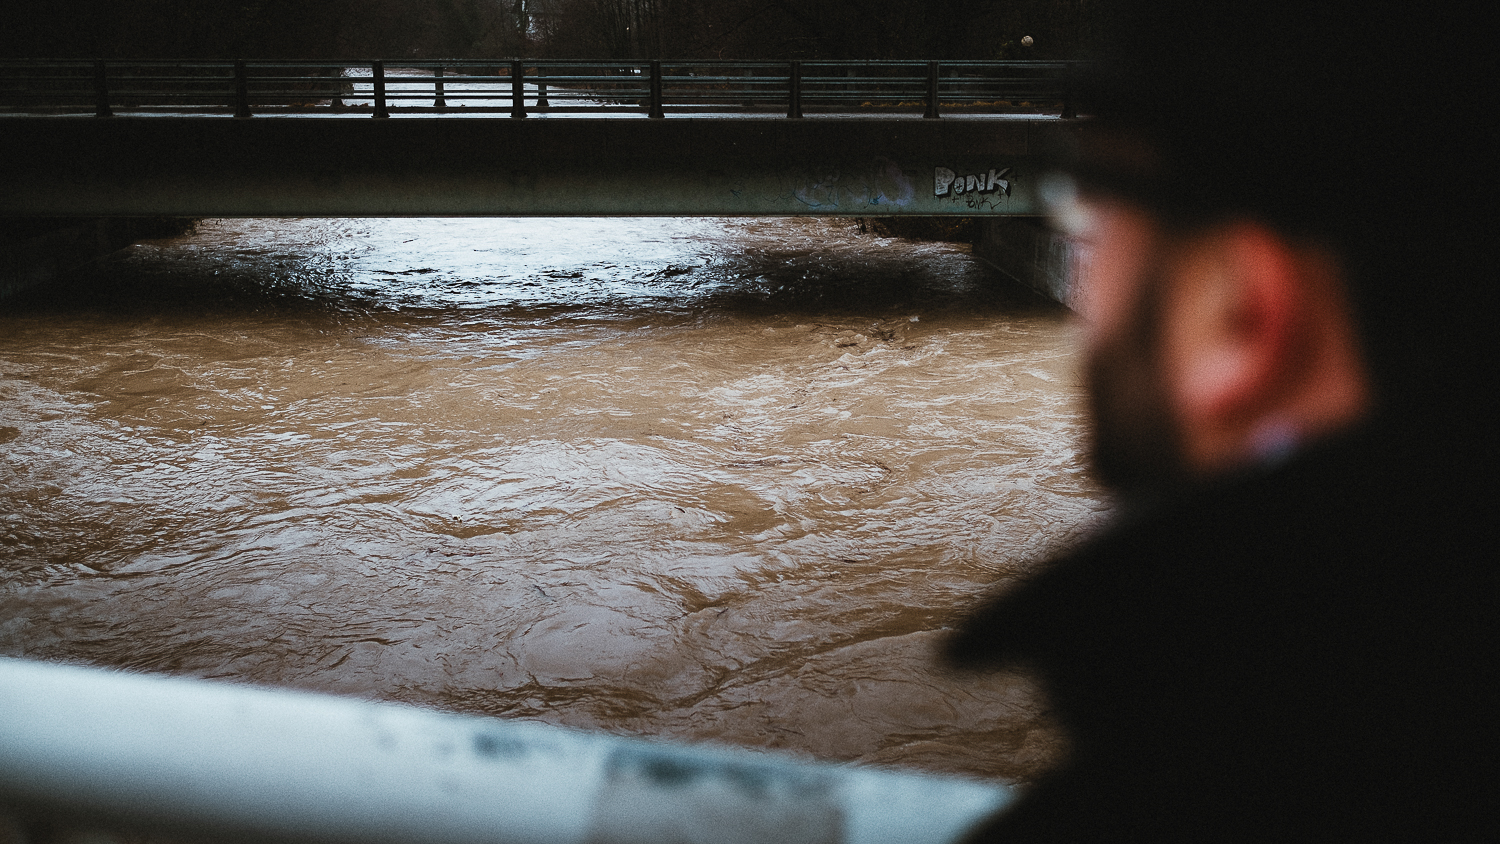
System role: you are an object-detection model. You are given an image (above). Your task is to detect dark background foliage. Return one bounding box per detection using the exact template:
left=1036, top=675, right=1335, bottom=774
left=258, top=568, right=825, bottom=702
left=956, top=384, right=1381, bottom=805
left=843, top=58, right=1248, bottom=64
left=2, top=1, right=521, bottom=60
left=532, top=0, right=1096, bottom=61
left=3, top=0, right=1098, bottom=60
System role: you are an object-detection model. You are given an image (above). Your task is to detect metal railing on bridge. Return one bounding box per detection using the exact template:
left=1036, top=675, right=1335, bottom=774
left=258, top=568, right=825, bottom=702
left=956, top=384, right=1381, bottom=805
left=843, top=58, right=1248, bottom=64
left=1, top=657, right=1011, bottom=844
left=0, top=59, right=1080, bottom=119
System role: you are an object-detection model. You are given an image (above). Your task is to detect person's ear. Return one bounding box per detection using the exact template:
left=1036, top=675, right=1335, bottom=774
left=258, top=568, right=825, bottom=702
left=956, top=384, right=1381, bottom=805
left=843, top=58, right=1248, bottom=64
left=1158, top=222, right=1304, bottom=468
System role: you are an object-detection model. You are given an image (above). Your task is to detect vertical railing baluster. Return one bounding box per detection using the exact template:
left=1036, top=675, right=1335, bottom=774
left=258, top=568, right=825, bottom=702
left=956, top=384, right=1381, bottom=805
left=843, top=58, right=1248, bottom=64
left=787, top=61, right=803, bottom=118
left=510, top=60, right=527, bottom=118
left=925, top=61, right=940, bottom=119
left=648, top=60, right=664, bottom=118
left=330, top=65, right=346, bottom=112
left=536, top=65, right=548, bottom=108
left=434, top=65, right=446, bottom=109
left=1060, top=63, right=1076, bottom=119
left=234, top=60, right=251, bottom=118
left=93, top=60, right=112, bottom=118
left=372, top=61, right=389, bottom=118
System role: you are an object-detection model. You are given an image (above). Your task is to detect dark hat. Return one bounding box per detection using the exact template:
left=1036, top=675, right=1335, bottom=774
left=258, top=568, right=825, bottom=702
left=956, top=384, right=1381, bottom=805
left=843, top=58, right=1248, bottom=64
left=1068, top=0, right=1497, bottom=417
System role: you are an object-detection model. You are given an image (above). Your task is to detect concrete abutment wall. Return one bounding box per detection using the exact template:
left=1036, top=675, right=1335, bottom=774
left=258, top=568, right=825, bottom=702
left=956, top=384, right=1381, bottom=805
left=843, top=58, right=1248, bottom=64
left=0, top=217, right=193, bottom=300
left=972, top=216, right=1077, bottom=310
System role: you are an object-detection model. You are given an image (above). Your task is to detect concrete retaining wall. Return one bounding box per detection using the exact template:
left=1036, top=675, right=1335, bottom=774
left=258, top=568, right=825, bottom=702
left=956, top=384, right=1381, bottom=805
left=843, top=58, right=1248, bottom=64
left=0, top=218, right=191, bottom=300
left=972, top=216, right=1077, bottom=310
left=0, top=218, right=115, bottom=300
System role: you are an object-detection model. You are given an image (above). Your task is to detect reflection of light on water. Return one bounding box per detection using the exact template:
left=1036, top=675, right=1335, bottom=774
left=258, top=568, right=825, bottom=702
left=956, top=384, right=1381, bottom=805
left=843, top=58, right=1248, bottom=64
left=0, top=217, right=1105, bottom=784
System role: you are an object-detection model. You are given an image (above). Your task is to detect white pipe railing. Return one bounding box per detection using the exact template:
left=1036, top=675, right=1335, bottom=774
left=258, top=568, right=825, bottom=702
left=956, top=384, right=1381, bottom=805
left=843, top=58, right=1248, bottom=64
left=0, top=656, right=1012, bottom=843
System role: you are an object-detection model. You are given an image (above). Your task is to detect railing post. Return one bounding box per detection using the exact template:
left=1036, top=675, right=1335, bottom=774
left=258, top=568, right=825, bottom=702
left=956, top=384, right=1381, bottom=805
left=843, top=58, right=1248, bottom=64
left=787, top=61, right=803, bottom=118
left=434, top=65, right=446, bottom=109
left=93, top=60, right=112, bottom=118
left=648, top=60, right=664, bottom=118
left=924, top=60, right=940, bottom=119
left=1059, top=64, right=1076, bottom=119
left=372, top=61, right=389, bottom=118
left=510, top=60, right=527, bottom=118
left=535, top=65, right=548, bottom=108
left=234, top=60, right=252, bottom=118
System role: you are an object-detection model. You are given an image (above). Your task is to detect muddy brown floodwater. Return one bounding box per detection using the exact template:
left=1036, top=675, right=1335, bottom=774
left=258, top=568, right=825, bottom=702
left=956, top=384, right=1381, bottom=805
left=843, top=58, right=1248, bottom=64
left=0, top=217, right=1107, bottom=784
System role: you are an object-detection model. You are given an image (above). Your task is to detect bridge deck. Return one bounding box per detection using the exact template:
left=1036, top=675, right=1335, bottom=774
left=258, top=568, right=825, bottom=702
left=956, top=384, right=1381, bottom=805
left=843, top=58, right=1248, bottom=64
left=1, top=117, right=1072, bottom=217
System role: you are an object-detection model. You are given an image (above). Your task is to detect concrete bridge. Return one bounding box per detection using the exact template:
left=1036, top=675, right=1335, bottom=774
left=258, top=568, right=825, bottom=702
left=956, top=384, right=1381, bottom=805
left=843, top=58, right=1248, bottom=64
left=0, top=59, right=1079, bottom=218
left=0, top=116, right=1068, bottom=218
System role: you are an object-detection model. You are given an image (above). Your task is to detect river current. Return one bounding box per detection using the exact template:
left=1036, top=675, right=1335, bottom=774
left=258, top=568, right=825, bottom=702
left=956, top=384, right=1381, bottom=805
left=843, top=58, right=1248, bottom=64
left=0, top=217, right=1106, bottom=784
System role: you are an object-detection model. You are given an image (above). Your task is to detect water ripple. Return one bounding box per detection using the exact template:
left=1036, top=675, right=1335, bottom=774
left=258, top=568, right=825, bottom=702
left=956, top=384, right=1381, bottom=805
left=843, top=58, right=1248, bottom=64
left=0, top=216, right=1104, bottom=784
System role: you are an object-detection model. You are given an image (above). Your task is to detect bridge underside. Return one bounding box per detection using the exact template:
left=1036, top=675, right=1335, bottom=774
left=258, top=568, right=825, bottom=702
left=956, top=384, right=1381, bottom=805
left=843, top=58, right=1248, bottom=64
left=1, top=118, right=1067, bottom=217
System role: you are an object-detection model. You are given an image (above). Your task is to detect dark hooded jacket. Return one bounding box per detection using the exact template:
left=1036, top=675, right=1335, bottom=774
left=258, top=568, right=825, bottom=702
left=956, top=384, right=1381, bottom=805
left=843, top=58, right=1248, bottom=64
left=947, top=410, right=1499, bottom=842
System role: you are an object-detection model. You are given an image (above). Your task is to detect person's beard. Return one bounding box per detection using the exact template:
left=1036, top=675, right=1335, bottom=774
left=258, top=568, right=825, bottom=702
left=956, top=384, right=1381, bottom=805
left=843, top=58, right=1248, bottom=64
left=1084, top=267, right=1192, bottom=500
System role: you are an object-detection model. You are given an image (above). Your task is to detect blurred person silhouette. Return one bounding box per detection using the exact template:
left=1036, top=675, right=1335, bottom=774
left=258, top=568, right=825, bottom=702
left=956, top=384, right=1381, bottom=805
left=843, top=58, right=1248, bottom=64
left=946, top=1, right=1498, bottom=840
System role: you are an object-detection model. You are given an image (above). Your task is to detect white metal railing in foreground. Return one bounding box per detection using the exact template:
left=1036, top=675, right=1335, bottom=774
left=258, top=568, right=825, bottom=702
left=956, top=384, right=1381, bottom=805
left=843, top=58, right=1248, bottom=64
left=0, top=657, right=1012, bottom=844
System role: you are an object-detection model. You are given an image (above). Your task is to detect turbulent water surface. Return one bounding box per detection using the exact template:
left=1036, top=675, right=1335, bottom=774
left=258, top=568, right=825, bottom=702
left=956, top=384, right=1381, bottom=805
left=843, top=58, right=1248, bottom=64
left=0, top=217, right=1106, bottom=783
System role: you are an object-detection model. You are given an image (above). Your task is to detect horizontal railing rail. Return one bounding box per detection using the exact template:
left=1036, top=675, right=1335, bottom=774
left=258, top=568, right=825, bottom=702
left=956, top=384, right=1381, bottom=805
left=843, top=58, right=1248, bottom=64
left=0, top=657, right=1012, bottom=844
left=0, top=59, right=1082, bottom=118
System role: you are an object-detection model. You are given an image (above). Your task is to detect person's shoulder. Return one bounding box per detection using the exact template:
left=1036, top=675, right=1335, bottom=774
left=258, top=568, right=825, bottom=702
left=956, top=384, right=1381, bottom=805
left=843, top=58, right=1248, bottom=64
left=948, top=413, right=1500, bottom=842
left=944, top=412, right=1498, bottom=671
